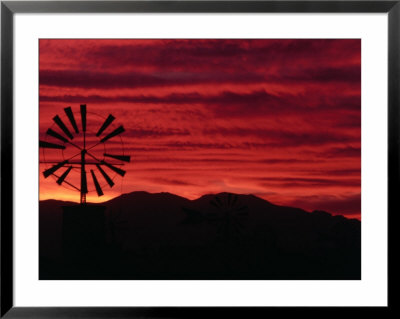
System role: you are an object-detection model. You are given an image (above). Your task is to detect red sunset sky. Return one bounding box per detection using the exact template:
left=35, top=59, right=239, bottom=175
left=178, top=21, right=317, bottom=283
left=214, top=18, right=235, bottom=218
left=39, top=39, right=361, bottom=219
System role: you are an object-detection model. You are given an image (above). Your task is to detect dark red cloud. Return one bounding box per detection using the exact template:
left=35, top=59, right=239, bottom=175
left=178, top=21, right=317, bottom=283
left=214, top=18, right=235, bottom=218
left=39, top=39, right=361, bottom=219
left=128, top=128, right=191, bottom=138
left=39, top=65, right=359, bottom=89
left=202, top=127, right=358, bottom=147
left=257, top=176, right=361, bottom=188
left=322, top=146, right=361, bottom=158
left=39, top=39, right=361, bottom=73
left=39, top=69, right=267, bottom=88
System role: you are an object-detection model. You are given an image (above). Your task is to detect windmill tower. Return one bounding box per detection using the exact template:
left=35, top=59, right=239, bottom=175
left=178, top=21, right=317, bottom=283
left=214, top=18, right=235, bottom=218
left=39, top=104, right=130, bottom=271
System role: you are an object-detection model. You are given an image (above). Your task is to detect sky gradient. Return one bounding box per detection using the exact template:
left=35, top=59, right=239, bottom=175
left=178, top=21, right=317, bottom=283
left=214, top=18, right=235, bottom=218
left=39, top=39, right=361, bottom=219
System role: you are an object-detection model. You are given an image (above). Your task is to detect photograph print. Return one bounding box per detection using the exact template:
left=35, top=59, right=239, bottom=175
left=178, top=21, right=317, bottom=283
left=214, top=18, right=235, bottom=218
left=39, top=39, right=361, bottom=280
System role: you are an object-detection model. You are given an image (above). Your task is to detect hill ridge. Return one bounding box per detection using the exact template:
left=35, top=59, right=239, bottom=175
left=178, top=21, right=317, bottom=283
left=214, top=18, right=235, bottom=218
left=40, top=190, right=355, bottom=220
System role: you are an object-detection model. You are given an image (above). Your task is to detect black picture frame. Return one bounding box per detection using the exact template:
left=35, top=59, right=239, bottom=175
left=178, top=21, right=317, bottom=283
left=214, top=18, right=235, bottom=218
left=0, top=0, right=395, bottom=317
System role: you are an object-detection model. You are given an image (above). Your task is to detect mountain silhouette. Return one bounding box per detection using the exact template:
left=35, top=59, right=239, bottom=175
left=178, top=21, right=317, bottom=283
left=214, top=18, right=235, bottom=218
left=39, top=191, right=360, bottom=280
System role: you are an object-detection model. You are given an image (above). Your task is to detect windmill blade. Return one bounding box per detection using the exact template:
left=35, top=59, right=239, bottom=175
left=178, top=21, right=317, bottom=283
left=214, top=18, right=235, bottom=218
left=237, top=205, right=249, bottom=216
left=100, top=125, right=125, bottom=143
left=104, top=153, right=130, bottom=162
left=231, top=194, right=238, bottom=206
left=43, top=160, right=68, bottom=178
left=80, top=104, right=87, bottom=132
left=53, top=115, right=73, bottom=139
left=235, top=220, right=244, bottom=230
left=46, top=128, right=68, bottom=143
left=222, top=195, right=229, bottom=210
left=56, top=166, right=73, bottom=185
left=232, top=219, right=244, bottom=234
left=210, top=200, right=222, bottom=209
left=215, top=196, right=223, bottom=208
left=64, top=106, right=79, bottom=133
left=39, top=140, right=66, bottom=149
left=102, top=160, right=126, bottom=176
left=96, top=114, right=115, bottom=137
left=96, top=164, right=115, bottom=187
left=90, top=169, right=104, bottom=196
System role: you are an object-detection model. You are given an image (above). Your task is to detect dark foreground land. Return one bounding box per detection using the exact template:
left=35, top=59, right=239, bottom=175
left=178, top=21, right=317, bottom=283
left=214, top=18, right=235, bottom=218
left=39, top=192, right=361, bottom=280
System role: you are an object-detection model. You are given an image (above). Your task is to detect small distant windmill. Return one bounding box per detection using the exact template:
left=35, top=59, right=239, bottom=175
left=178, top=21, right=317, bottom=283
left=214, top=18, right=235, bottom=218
left=209, top=193, right=248, bottom=243
left=182, top=193, right=248, bottom=273
left=183, top=193, right=248, bottom=242
left=39, top=104, right=130, bottom=204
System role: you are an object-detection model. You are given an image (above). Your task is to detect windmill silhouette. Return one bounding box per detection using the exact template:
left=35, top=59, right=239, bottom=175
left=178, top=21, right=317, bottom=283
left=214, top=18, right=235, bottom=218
left=209, top=193, right=248, bottom=243
left=40, top=104, right=130, bottom=204
left=182, top=193, right=248, bottom=274
left=183, top=193, right=248, bottom=242
left=39, top=104, right=130, bottom=272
